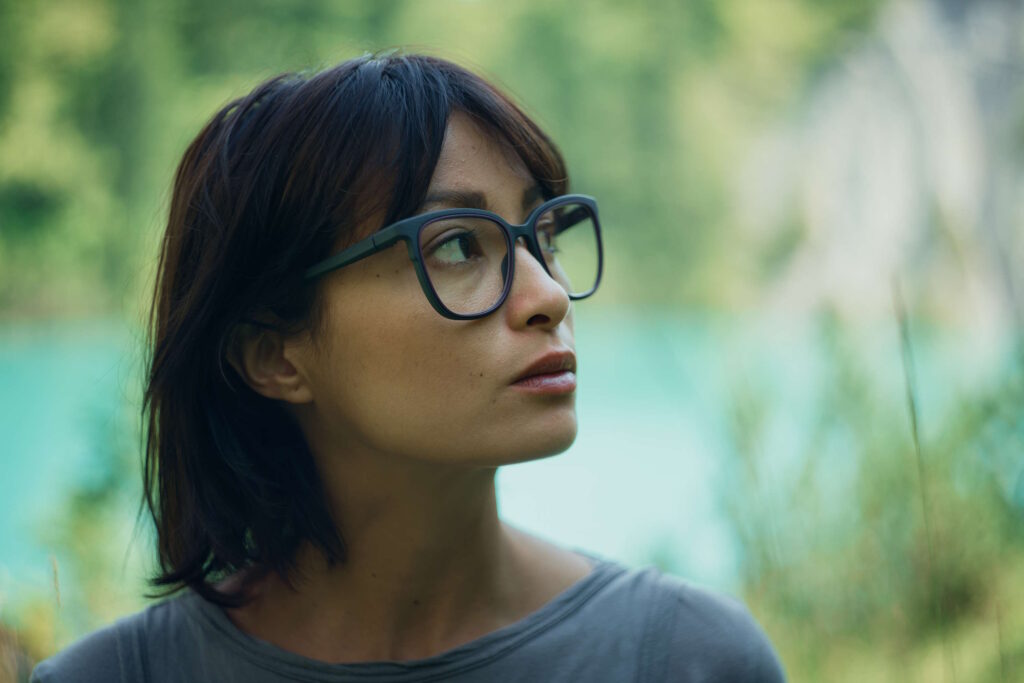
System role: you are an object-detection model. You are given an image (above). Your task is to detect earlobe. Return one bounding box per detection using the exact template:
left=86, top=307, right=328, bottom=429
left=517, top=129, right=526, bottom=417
left=226, top=325, right=315, bottom=404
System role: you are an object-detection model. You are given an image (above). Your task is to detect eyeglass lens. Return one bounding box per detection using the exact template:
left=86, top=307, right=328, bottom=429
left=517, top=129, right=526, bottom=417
left=418, top=201, right=599, bottom=316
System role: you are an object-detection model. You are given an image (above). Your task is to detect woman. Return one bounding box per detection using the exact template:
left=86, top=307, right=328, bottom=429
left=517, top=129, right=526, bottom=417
left=32, top=52, right=785, bottom=682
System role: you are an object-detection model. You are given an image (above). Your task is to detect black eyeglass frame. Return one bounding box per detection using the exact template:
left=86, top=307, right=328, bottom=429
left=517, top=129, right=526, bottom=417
left=304, top=193, right=603, bottom=320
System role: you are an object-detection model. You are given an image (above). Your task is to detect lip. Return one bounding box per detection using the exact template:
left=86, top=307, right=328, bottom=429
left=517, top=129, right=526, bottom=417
left=511, top=350, right=577, bottom=394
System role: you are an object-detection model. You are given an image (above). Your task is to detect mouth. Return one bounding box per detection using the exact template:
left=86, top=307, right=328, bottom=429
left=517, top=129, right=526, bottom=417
left=512, top=350, right=577, bottom=394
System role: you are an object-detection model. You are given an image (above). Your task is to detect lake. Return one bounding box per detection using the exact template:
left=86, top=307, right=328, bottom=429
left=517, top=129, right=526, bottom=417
left=0, top=308, right=1005, bottom=611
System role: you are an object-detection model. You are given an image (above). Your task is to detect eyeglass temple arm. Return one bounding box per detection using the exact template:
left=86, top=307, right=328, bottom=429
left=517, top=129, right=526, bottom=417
left=304, top=225, right=403, bottom=280
left=555, top=206, right=592, bottom=234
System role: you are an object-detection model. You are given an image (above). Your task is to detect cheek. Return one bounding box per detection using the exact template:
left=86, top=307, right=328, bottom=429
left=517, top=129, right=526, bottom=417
left=313, top=281, right=499, bottom=453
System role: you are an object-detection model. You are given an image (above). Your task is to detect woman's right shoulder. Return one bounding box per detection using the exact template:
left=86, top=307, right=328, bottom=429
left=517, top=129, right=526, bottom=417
left=30, top=598, right=184, bottom=683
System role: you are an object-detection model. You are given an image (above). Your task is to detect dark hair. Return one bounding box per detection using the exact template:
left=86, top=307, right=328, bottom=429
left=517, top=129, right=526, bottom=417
left=143, top=52, right=570, bottom=604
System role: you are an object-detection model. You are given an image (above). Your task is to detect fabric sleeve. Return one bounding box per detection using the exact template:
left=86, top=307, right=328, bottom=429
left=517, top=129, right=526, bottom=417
left=646, top=573, right=787, bottom=682
left=29, top=619, right=134, bottom=683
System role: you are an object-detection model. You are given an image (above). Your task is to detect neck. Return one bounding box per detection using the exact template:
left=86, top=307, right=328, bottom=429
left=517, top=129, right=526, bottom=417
left=322, top=455, right=513, bottom=622
left=227, top=449, right=530, bottom=663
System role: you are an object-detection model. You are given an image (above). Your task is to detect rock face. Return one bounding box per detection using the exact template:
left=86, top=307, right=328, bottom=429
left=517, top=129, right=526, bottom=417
left=737, top=0, right=1023, bottom=337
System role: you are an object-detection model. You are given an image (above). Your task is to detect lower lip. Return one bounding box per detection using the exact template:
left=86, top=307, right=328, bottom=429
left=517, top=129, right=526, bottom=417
left=512, top=370, right=577, bottom=394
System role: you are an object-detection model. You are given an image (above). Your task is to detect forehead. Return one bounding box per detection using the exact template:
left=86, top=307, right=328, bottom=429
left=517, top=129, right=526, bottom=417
left=428, top=112, right=535, bottom=198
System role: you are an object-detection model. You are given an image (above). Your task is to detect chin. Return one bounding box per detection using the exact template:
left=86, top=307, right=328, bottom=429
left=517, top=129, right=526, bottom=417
left=497, top=416, right=578, bottom=466
left=409, top=409, right=578, bottom=467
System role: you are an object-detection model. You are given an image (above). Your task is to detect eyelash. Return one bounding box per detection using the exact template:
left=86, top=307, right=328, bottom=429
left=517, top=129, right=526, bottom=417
left=425, top=227, right=478, bottom=256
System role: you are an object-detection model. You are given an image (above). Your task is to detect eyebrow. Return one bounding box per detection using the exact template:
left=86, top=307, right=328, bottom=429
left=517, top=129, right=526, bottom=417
left=419, top=185, right=545, bottom=214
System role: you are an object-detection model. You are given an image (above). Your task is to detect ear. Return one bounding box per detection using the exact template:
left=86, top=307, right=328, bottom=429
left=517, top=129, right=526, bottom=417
left=226, top=324, right=315, bottom=404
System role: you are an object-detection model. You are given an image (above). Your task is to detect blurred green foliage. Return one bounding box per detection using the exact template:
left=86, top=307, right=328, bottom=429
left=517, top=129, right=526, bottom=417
left=723, top=311, right=1024, bottom=681
left=0, top=0, right=882, bottom=316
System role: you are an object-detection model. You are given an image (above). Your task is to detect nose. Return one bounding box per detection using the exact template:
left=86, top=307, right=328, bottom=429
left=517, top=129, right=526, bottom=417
left=503, top=238, right=571, bottom=330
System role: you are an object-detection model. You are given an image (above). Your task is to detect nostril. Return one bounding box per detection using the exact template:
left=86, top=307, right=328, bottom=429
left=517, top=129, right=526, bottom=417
left=526, top=314, right=551, bottom=326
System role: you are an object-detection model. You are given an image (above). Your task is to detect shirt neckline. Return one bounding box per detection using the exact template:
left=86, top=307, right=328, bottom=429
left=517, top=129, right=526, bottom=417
left=180, top=555, right=625, bottom=682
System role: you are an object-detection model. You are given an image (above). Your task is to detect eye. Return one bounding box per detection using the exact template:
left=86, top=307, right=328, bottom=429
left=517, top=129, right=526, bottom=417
left=536, top=218, right=560, bottom=254
left=426, top=228, right=484, bottom=265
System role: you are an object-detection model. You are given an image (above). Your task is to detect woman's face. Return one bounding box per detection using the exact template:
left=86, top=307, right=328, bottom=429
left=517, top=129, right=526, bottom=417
left=290, top=111, right=577, bottom=467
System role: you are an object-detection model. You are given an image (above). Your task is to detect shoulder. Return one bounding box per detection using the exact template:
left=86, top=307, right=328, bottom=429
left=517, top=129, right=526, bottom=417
left=30, top=598, right=184, bottom=683
left=568, top=561, right=785, bottom=680
left=632, top=568, right=787, bottom=682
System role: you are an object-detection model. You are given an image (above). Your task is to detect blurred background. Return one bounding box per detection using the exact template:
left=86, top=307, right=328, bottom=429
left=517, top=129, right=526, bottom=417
left=1, top=0, right=1022, bottom=680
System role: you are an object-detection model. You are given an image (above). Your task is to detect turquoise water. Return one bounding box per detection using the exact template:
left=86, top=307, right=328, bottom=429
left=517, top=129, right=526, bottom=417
left=0, top=319, right=142, bottom=597
left=0, top=310, right=1008, bottom=605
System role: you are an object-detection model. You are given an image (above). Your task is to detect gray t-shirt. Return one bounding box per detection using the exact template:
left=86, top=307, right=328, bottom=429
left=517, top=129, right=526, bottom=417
left=31, top=559, right=785, bottom=682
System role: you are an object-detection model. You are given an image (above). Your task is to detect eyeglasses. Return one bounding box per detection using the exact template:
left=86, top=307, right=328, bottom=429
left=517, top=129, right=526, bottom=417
left=304, top=194, right=603, bottom=320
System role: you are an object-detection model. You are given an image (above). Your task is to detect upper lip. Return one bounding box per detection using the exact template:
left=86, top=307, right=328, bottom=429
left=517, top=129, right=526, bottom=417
left=513, top=350, right=577, bottom=383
